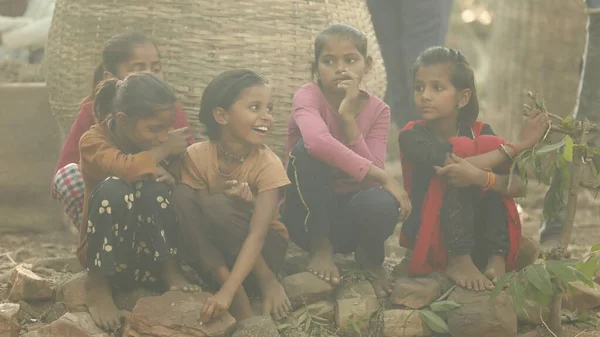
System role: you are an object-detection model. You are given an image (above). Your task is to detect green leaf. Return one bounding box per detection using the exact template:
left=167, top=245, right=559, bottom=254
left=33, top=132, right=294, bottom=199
left=575, top=256, right=598, bottom=279
left=419, top=310, right=451, bottom=334
left=536, top=139, right=566, bottom=154
left=561, top=115, right=575, bottom=129
left=276, top=323, right=292, bottom=330
left=526, top=283, right=550, bottom=306
left=573, top=268, right=595, bottom=288
left=564, top=136, right=574, bottom=162
left=591, top=244, right=600, bottom=253
left=508, top=281, right=526, bottom=312
left=490, top=270, right=516, bottom=299
left=524, top=264, right=553, bottom=296
left=429, top=300, right=461, bottom=312
left=546, top=260, right=578, bottom=282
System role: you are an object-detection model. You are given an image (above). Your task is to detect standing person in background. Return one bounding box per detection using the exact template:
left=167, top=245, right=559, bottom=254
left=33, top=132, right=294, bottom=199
left=367, top=0, right=454, bottom=129
left=0, top=0, right=55, bottom=63
left=540, top=0, right=600, bottom=249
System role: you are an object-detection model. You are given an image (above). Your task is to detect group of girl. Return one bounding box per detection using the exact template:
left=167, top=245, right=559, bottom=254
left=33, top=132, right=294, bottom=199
left=51, top=24, right=550, bottom=331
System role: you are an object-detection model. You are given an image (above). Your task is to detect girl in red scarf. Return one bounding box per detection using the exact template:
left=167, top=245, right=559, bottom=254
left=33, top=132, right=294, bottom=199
left=398, top=47, right=550, bottom=291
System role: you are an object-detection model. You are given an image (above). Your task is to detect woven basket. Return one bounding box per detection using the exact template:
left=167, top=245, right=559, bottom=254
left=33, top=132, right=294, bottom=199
left=44, top=0, right=386, bottom=157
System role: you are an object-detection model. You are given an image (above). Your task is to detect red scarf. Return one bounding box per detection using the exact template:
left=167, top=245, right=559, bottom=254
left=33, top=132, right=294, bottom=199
left=399, top=120, right=521, bottom=275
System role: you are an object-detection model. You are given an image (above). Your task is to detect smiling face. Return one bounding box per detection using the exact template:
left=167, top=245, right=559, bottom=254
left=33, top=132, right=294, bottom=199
left=413, top=63, right=470, bottom=123
left=217, top=84, right=274, bottom=147
left=315, top=36, right=371, bottom=95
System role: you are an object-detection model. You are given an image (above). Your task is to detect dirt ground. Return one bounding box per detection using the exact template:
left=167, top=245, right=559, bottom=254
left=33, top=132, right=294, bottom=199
left=1, top=162, right=600, bottom=337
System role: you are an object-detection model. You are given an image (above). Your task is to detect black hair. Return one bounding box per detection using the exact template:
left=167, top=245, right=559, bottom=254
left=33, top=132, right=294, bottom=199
left=93, top=71, right=177, bottom=123
left=411, top=46, right=479, bottom=125
left=311, top=24, right=368, bottom=80
left=199, top=69, right=268, bottom=140
left=83, top=31, right=159, bottom=103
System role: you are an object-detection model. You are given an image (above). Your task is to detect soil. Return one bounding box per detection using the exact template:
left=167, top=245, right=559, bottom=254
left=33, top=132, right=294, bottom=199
left=1, top=161, right=599, bottom=337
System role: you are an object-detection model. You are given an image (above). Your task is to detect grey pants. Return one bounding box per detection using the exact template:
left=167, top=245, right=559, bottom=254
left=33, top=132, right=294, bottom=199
left=540, top=5, right=600, bottom=242
left=366, top=0, right=454, bottom=129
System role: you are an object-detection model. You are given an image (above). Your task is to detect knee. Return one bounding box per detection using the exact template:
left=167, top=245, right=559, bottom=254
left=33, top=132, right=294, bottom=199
left=353, top=188, right=400, bottom=225
left=135, top=180, right=171, bottom=202
left=289, top=139, right=329, bottom=174
left=88, top=177, right=134, bottom=212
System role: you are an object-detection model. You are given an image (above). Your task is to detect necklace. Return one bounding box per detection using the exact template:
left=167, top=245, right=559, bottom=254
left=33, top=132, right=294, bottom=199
left=217, top=144, right=247, bottom=163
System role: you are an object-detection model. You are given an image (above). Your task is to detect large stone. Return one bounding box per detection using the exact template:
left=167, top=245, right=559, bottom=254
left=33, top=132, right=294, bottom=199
left=391, top=273, right=453, bottom=309
left=382, top=310, right=431, bottom=337
left=123, top=291, right=236, bottom=337
left=8, top=265, right=53, bottom=302
left=447, top=287, right=517, bottom=337
left=32, top=257, right=84, bottom=274
left=55, top=272, right=86, bottom=312
left=563, top=281, right=600, bottom=312
left=291, top=301, right=335, bottom=322
left=281, top=272, right=333, bottom=309
left=232, top=316, right=279, bottom=337
left=113, top=286, right=161, bottom=312
left=19, top=312, right=108, bottom=337
left=516, top=235, right=541, bottom=271
left=335, top=282, right=379, bottom=332
left=516, top=301, right=549, bottom=326
left=0, top=303, right=20, bottom=337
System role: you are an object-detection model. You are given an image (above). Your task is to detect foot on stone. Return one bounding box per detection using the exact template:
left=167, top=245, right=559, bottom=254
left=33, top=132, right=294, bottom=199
left=355, top=245, right=392, bottom=298
left=483, top=255, right=506, bottom=284
left=307, top=237, right=340, bottom=285
left=85, top=272, right=123, bottom=331
left=445, top=254, right=494, bottom=292
left=260, top=279, right=292, bottom=321
left=162, top=259, right=201, bottom=292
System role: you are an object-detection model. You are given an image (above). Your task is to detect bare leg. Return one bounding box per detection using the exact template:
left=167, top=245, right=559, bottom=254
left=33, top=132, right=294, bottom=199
left=161, top=258, right=201, bottom=292
left=85, top=270, right=122, bottom=330
left=355, top=244, right=392, bottom=298
left=307, top=236, right=340, bottom=285
left=483, top=255, right=506, bottom=284
left=445, top=255, right=494, bottom=292
left=253, top=256, right=291, bottom=321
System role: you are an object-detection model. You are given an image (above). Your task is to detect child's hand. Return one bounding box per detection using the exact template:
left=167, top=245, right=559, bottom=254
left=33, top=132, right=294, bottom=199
left=518, top=109, right=551, bottom=150
left=381, top=179, right=412, bottom=221
left=166, top=127, right=193, bottom=156
left=156, top=166, right=175, bottom=186
left=200, top=290, right=233, bottom=324
left=434, top=154, right=485, bottom=188
left=337, top=69, right=361, bottom=118
left=223, top=180, right=254, bottom=206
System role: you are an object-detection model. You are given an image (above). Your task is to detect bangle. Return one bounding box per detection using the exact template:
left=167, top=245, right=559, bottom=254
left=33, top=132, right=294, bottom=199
left=499, top=144, right=515, bottom=161
left=505, top=143, right=519, bottom=154
left=483, top=169, right=496, bottom=191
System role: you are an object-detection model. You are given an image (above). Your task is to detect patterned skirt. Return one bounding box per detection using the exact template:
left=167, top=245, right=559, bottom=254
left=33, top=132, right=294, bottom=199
left=86, top=177, right=178, bottom=290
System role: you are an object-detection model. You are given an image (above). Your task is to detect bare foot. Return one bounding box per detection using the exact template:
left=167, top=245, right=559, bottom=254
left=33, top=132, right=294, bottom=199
left=445, top=254, right=494, bottom=292
left=162, top=258, right=201, bottom=292
left=85, top=271, right=122, bottom=330
left=355, top=245, right=392, bottom=298
left=307, top=237, right=340, bottom=285
left=260, top=279, right=292, bottom=321
left=483, top=255, right=506, bottom=284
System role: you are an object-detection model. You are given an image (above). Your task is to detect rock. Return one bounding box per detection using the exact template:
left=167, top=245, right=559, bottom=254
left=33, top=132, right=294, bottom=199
left=391, top=273, right=453, bottom=309
left=516, top=235, right=541, bottom=271
left=8, top=265, right=53, bottom=302
left=563, top=281, right=600, bottom=312
left=446, top=287, right=517, bottom=337
left=19, top=312, right=109, bottom=337
left=281, top=272, right=333, bottom=309
left=32, top=257, right=83, bottom=274
left=382, top=309, right=431, bottom=337
left=232, top=316, right=279, bottom=337
left=16, top=301, right=41, bottom=324
left=0, top=283, right=9, bottom=301
left=113, top=286, right=161, bottom=312
left=0, top=303, right=20, bottom=337
left=123, top=291, right=236, bottom=337
left=517, top=301, right=549, bottom=326
left=335, top=282, right=379, bottom=332
left=519, top=331, right=538, bottom=337
left=291, top=301, right=335, bottom=322
left=40, top=303, right=68, bottom=324
left=55, top=272, right=86, bottom=312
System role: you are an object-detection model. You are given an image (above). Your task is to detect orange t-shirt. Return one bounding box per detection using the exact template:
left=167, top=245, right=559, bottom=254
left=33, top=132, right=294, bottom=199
left=179, top=141, right=291, bottom=238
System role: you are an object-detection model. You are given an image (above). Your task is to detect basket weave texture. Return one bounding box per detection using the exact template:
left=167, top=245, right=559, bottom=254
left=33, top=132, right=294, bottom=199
left=44, top=0, right=387, bottom=157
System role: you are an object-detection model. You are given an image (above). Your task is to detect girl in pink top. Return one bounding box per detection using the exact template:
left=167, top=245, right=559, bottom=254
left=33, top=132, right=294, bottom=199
left=282, top=24, right=412, bottom=298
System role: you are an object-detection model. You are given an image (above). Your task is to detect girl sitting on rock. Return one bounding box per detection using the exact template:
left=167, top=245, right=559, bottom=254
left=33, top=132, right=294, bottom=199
left=398, top=46, right=550, bottom=291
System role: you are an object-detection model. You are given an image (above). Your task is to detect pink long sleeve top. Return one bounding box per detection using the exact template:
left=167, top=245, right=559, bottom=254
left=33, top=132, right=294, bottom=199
left=285, top=83, right=391, bottom=194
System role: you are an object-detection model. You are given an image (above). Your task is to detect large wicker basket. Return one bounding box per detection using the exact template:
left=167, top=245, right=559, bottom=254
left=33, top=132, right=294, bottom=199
left=44, top=0, right=386, bottom=157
